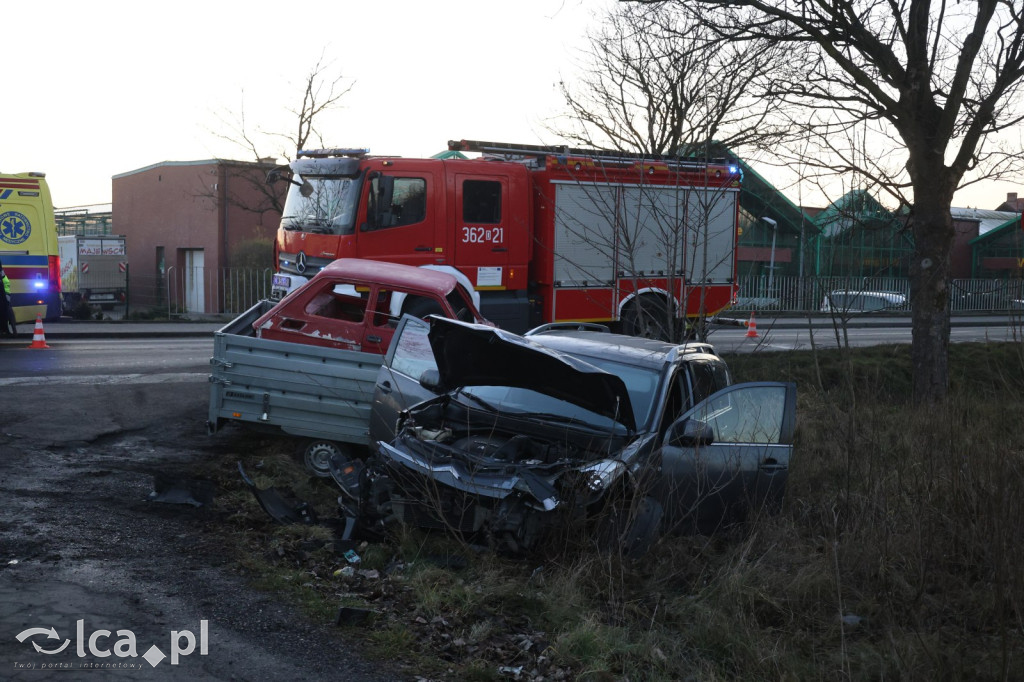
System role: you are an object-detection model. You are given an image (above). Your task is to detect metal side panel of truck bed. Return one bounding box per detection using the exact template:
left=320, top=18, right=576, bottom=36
left=207, top=301, right=385, bottom=444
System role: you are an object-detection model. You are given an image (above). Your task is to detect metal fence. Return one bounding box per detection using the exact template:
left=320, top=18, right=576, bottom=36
left=120, top=267, right=274, bottom=318
left=164, top=266, right=274, bottom=317
left=117, top=267, right=1024, bottom=319
left=734, top=275, right=1024, bottom=313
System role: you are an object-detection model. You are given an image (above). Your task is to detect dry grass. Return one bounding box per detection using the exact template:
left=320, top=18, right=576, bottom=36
left=209, top=342, right=1024, bottom=680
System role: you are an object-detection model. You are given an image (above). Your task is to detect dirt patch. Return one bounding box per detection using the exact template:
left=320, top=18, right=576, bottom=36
left=0, top=381, right=403, bottom=680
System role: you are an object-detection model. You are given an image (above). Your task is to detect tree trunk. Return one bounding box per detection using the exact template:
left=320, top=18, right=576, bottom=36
left=908, top=185, right=955, bottom=404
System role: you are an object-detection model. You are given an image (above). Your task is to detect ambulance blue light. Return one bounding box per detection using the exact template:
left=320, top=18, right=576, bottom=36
left=729, top=165, right=739, bottom=174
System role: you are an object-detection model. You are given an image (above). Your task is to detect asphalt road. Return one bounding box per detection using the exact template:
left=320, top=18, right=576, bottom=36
left=0, top=343, right=402, bottom=681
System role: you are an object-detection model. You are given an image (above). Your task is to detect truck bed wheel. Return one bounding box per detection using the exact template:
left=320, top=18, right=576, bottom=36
left=300, top=439, right=349, bottom=478
left=622, top=296, right=673, bottom=340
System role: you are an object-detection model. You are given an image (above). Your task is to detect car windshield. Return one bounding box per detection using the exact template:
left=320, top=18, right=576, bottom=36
left=457, top=386, right=632, bottom=434
left=281, top=175, right=362, bottom=235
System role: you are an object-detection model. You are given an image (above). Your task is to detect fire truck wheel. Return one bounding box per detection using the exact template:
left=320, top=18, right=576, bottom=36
left=300, top=439, right=348, bottom=478
left=622, top=295, right=673, bottom=341
left=403, top=298, right=445, bottom=320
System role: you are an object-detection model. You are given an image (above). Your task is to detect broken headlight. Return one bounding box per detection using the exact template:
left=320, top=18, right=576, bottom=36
left=578, top=460, right=626, bottom=493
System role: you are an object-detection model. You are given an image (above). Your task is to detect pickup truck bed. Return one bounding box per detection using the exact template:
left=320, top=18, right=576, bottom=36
left=208, top=300, right=384, bottom=446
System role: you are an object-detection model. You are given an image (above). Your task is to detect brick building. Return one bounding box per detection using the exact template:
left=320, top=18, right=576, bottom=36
left=112, top=159, right=284, bottom=313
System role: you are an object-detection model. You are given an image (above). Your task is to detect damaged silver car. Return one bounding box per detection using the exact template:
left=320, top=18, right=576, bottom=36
left=333, top=316, right=796, bottom=556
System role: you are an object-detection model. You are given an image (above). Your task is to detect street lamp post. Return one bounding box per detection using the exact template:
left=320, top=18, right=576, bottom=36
left=762, top=217, right=778, bottom=303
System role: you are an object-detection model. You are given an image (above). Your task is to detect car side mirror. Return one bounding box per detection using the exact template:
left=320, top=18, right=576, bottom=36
left=418, top=369, right=443, bottom=393
left=667, top=418, right=715, bottom=447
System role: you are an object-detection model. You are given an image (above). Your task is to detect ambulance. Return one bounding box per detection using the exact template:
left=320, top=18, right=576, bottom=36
left=0, top=172, right=61, bottom=323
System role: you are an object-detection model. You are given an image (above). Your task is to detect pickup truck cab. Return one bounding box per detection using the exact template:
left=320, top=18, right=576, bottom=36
left=252, top=258, right=486, bottom=353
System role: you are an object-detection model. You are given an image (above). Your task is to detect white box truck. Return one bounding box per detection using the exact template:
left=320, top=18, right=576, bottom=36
left=57, top=235, right=128, bottom=313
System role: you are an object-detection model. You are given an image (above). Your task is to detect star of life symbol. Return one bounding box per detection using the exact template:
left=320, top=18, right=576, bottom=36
left=0, top=211, right=30, bottom=245
left=16, top=619, right=209, bottom=668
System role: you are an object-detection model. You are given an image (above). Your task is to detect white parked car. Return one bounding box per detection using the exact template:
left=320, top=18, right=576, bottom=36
left=821, top=290, right=907, bottom=313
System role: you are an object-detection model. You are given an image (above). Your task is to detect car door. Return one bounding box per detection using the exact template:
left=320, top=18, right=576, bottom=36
left=360, top=285, right=401, bottom=354
left=654, top=381, right=796, bottom=534
left=368, top=315, right=440, bottom=449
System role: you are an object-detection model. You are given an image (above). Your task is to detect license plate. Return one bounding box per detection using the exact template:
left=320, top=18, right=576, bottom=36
left=272, top=274, right=290, bottom=288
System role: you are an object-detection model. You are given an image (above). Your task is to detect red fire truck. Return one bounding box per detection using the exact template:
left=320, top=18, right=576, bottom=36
left=269, top=140, right=741, bottom=337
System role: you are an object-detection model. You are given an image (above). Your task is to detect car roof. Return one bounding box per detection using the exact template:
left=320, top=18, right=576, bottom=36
left=526, top=330, right=719, bottom=370
left=827, top=289, right=905, bottom=298
left=316, top=259, right=456, bottom=295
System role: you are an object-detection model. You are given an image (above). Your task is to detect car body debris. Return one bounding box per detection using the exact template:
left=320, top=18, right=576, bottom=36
left=237, top=462, right=318, bottom=525
left=147, top=474, right=217, bottom=507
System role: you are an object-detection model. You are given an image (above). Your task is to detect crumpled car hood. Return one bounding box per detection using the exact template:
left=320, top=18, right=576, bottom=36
left=427, top=317, right=636, bottom=431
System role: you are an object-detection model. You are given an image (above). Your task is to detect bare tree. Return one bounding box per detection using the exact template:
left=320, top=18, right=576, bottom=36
left=552, top=3, right=790, bottom=157
left=649, top=0, right=1024, bottom=404
left=266, top=54, right=355, bottom=160
left=547, top=3, right=791, bottom=341
left=207, top=53, right=355, bottom=215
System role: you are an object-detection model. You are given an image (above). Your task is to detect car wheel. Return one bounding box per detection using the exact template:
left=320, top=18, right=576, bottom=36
left=596, top=495, right=663, bottom=558
left=300, top=439, right=348, bottom=478
left=622, top=295, right=673, bottom=340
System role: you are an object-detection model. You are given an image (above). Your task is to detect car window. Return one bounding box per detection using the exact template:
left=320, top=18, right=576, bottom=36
left=686, top=384, right=788, bottom=444
left=446, top=286, right=476, bottom=323
left=304, top=285, right=368, bottom=322
left=686, top=358, right=732, bottom=409
left=463, top=180, right=502, bottom=224
left=389, top=320, right=436, bottom=380
left=368, top=176, right=427, bottom=229
left=864, top=295, right=885, bottom=311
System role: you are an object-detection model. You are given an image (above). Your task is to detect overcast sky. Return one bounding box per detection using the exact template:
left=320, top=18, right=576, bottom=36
left=5, top=0, right=1017, bottom=211
left=7, top=0, right=603, bottom=207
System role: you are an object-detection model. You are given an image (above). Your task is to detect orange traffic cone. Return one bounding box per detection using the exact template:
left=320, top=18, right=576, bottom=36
left=745, top=312, right=759, bottom=338
left=27, top=314, right=50, bottom=349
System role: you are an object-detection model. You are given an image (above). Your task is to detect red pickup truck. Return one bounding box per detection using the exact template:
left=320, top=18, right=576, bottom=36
left=252, top=259, right=487, bottom=353
left=209, top=259, right=489, bottom=476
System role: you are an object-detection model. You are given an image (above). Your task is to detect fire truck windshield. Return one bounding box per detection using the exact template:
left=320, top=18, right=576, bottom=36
left=281, top=174, right=362, bottom=235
